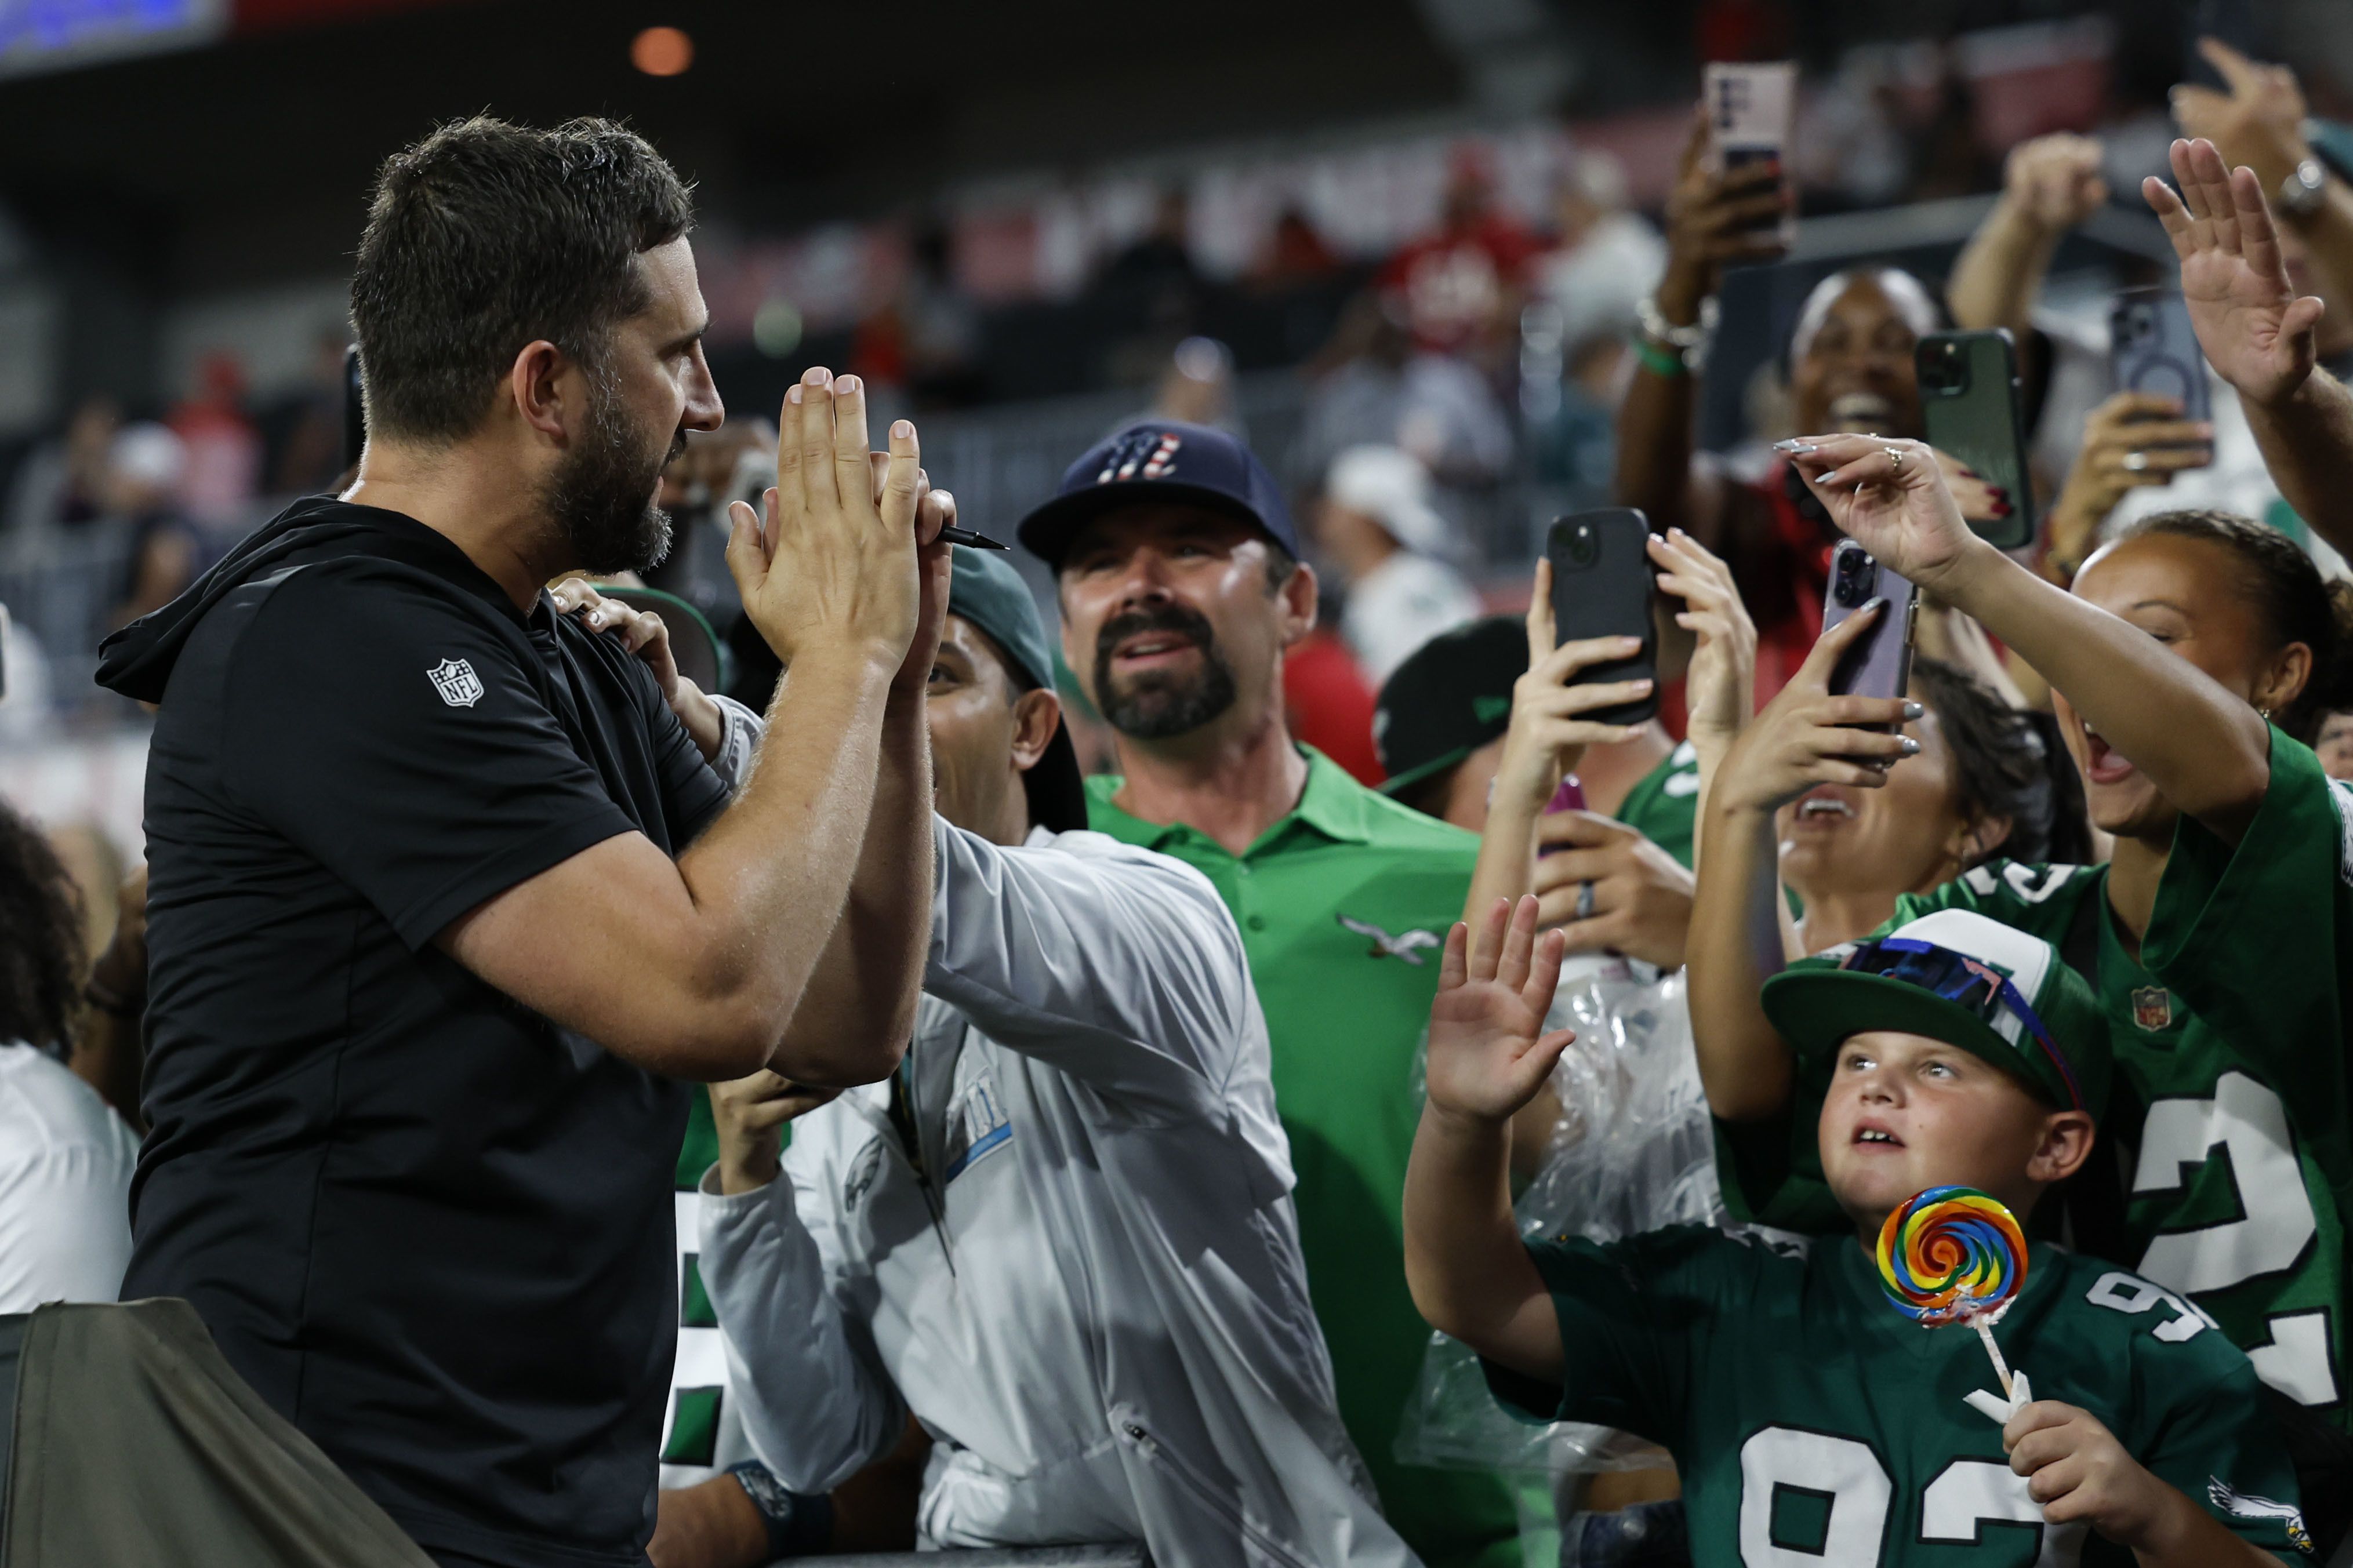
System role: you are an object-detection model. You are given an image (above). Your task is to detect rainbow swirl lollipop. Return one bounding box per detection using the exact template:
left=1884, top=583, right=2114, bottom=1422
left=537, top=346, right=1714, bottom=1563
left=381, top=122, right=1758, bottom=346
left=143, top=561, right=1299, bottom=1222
left=1876, top=1185, right=2027, bottom=1327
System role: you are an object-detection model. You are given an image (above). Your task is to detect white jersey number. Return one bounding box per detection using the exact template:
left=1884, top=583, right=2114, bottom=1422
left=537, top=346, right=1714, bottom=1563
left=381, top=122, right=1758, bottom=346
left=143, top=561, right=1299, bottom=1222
left=1738, top=1429, right=2076, bottom=1565
left=2130, top=1072, right=2339, bottom=1405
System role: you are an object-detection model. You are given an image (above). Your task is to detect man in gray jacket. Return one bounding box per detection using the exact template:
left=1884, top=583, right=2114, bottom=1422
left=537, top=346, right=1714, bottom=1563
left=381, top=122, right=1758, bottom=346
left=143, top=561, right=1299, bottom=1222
left=695, top=546, right=1416, bottom=1565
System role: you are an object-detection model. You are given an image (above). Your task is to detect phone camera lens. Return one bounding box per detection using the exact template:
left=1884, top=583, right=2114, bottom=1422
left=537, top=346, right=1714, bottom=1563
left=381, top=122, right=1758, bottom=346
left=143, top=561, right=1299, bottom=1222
left=1833, top=551, right=1871, bottom=607
left=1567, top=527, right=1599, bottom=567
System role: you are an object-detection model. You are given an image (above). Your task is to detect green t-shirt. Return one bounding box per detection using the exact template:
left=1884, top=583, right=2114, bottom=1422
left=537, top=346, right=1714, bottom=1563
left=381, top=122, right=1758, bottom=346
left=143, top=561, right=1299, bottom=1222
left=1493, top=1227, right=2310, bottom=1565
left=1615, top=738, right=1701, bottom=868
left=1722, top=728, right=2353, bottom=1429
left=1087, top=748, right=1515, bottom=1568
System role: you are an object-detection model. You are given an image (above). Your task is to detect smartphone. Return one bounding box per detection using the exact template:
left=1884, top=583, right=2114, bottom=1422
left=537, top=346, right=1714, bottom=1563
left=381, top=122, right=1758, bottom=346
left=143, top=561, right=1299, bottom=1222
left=1545, top=508, right=1658, bottom=727
left=1822, top=540, right=1919, bottom=719
left=2108, top=288, right=2212, bottom=429
left=1704, top=61, right=1797, bottom=244
left=1916, top=329, right=2037, bottom=552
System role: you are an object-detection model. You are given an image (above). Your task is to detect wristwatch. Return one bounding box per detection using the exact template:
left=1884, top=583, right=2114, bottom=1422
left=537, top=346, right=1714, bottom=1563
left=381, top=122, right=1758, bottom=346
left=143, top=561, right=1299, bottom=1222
left=2278, top=158, right=2327, bottom=221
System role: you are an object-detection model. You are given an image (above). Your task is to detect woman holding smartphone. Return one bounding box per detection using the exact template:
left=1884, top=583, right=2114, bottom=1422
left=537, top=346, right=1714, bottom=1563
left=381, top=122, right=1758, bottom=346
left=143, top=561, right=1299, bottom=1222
left=1686, top=428, right=2353, bottom=1445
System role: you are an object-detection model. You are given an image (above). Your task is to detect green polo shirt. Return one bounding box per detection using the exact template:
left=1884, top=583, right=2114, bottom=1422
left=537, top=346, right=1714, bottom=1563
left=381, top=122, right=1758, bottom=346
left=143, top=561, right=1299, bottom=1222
left=1087, top=748, right=1517, bottom=1568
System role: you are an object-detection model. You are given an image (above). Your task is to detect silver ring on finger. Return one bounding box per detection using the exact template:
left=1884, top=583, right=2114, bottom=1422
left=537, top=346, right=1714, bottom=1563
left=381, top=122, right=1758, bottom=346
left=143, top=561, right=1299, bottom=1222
left=2121, top=450, right=2148, bottom=472
left=1882, top=445, right=1907, bottom=473
left=1575, top=881, right=1596, bottom=921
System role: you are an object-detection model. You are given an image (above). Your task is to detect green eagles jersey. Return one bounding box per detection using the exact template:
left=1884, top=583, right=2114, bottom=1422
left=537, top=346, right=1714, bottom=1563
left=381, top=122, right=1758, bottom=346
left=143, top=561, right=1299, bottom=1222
left=1721, top=729, right=2353, bottom=1429
left=1491, top=1227, right=2310, bottom=1565
left=659, top=1089, right=748, bottom=1487
left=1615, top=739, right=1701, bottom=869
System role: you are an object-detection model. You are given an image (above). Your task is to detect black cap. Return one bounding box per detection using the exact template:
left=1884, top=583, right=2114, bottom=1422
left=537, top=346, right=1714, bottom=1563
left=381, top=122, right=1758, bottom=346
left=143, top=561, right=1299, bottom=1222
left=947, top=548, right=1091, bottom=835
left=1018, top=420, right=1300, bottom=569
left=1374, top=616, right=1525, bottom=799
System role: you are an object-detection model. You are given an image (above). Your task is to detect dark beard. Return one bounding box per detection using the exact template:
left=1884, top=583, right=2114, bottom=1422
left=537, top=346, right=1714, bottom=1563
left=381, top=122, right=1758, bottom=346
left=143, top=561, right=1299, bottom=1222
left=542, top=375, right=686, bottom=576
left=1092, top=601, right=1238, bottom=739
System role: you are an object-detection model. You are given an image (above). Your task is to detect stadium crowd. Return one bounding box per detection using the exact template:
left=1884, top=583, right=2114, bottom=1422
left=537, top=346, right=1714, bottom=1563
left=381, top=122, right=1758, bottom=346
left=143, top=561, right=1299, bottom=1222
left=9, top=34, right=2353, bottom=1568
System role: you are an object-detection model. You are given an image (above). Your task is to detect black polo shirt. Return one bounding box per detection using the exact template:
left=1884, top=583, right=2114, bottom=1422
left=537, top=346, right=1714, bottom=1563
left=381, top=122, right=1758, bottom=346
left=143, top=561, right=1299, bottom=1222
left=113, top=499, right=729, bottom=1567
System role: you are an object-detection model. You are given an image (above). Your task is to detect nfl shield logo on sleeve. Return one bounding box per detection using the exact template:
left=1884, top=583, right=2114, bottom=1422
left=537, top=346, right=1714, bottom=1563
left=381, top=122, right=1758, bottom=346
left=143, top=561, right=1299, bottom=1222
left=427, top=658, right=484, bottom=708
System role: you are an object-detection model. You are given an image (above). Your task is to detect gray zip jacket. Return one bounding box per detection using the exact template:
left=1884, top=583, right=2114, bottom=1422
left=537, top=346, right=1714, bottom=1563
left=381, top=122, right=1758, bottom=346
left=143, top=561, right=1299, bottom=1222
left=698, top=816, right=1417, bottom=1566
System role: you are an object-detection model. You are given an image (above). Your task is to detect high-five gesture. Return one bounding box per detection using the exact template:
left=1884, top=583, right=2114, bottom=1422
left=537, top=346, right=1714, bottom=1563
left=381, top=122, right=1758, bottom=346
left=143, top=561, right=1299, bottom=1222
left=1425, top=896, right=1578, bottom=1125
left=2144, top=137, right=2325, bottom=410
left=1774, top=434, right=1985, bottom=594
left=728, top=367, right=931, bottom=670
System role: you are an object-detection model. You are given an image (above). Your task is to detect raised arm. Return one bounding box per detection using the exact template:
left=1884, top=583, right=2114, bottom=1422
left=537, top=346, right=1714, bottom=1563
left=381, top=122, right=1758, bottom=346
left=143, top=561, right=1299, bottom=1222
left=1614, top=107, right=1789, bottom=547
left=1782, top=430, right=2272, bottom=840
left=1947, top=134, right=2106, bottom=342
left=1403, top=896, right=1576, bottom=1380
left=1685, top=616, right=1913, bottom=1120
left=2149, top=136, right=2353, bottom=559
left=443, top=372, right=932, bottom=1085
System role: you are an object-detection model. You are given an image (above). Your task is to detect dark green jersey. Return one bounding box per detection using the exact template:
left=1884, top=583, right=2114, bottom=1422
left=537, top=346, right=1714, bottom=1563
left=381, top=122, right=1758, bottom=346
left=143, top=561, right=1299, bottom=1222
left=1721, top=730, right=2353, bottom=1428
left=1615, top=740, right=1701, bottom=869
left=1491, top=1227, right=2310, bottom=1565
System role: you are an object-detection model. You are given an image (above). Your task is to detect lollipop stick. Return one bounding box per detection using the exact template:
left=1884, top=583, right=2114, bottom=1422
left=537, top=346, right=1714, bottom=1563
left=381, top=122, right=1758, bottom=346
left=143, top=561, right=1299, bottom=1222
left=1972, top=1316, right=2014, bottom=1401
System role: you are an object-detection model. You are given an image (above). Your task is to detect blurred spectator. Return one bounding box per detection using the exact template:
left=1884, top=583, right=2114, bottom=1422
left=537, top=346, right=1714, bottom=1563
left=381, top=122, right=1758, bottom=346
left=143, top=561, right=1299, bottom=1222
left=1096, top=186, right=1203, bottom=322
left=3, top=397, right=120, bottom=557
left=1533, top=151, right=1667, bottom=351
left=1280, top=629, right=1385, bottom=787
left=1377, top=146, right=1541, bottom=360
left=647, top=417, right=776, bottom=625
left=1313, top=445, right=1480, bottom=686
left=1147, top=336, right=1240, bottom=434
left=1528, top=333, right=1632, bottom=506
left=105, top=423, right=201, bottom=630
left=259, top=332, right=355, bottom=497
left=2317, top=710, right=2353, bottom=782
left=166, top=352, right=262, bottom=526
left=1300, top=296, right=1513, bottom=489
left=0, top=802, right=139, bottom=1311
left=1251, top=204, right=1341, bottom=290
left=851, top=219, right=984, bottom=410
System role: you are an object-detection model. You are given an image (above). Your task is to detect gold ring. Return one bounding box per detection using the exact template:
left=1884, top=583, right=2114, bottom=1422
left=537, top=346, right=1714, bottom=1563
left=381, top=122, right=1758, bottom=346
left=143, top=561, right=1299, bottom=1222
left=1883, top=445, right=1907, bottom=473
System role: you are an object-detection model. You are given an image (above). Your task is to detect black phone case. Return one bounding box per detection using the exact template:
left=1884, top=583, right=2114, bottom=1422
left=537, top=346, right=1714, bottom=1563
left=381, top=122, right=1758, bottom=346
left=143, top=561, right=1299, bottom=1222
left=1917, top=329, right=2037, bottom=552
left=1545, top=508, right=1659, bottom=727
left=1822, top=540, right=1919, bottom=719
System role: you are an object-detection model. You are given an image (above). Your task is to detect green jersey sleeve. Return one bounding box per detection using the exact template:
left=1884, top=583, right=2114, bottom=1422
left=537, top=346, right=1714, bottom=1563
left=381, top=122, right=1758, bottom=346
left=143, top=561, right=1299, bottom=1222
left=1484, top=1225, right=1746, bottom=1453
left=2141, top=726, right=2353, bottom=1124
left=1614, top=741, right=1700, bottom=869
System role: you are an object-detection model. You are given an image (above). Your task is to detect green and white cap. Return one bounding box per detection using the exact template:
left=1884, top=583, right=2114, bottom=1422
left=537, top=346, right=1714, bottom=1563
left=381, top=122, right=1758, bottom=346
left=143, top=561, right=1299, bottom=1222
left=1762, top=908, right=2110, bottom=1122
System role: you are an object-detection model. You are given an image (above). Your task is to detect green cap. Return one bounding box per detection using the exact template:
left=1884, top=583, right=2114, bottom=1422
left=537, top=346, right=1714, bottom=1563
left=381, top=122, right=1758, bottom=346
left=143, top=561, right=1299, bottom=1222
left=1373, top=616, right=1524, bottom=800
left=947, top=548, right=1090, bottom=834
left=1762, top=908, right=2111, bottom=1122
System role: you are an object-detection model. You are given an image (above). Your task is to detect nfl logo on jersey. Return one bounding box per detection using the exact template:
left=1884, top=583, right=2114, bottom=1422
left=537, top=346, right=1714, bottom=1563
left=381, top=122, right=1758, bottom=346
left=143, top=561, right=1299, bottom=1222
left=2130, top=985, right=2173, bottom=1032
left=427, top=658, right=484, bottom=708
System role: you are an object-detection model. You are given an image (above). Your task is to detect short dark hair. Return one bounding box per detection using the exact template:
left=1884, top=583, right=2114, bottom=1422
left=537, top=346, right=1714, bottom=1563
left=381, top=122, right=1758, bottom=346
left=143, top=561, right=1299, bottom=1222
left=0, top=805, right=85, bottom=1053
left=350, top=116, right=693, bottom=443
left=1912, top=657, right=2090, bottom=868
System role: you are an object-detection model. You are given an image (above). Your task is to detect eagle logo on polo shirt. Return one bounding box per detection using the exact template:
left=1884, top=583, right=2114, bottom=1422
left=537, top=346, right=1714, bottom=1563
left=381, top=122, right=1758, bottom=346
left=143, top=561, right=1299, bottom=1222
left=1337, top=913, right=1443, bottom=965
left=427, top=657, right=484, bottom=708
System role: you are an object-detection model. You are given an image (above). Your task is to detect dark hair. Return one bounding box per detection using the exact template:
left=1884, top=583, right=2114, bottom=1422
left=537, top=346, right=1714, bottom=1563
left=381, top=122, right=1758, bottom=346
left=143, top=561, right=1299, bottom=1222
left=350, top=117, right=693, bottom=443
left=1912, top=657, right=2090, bottom=868
left=2118, top=509, right=2353, bottom=744
left=0, top=805, right=85, bottom=1053
left=1265, top=544, right=1298, bottom=592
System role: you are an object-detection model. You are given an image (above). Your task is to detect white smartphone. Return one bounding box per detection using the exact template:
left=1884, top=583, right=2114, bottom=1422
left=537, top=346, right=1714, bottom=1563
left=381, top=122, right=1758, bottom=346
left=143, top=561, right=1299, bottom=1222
left=1704, top=60, right=1798, bottom=247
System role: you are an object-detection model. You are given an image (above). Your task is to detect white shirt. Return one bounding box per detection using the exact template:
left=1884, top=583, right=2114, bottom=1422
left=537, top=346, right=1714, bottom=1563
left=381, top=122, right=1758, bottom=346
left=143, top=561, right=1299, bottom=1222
left=0, top=1042, right=139, bottom=1311
left=1342, top=552, right=1483, bottom=687
left=700, top=818, right=1416, bottom=1566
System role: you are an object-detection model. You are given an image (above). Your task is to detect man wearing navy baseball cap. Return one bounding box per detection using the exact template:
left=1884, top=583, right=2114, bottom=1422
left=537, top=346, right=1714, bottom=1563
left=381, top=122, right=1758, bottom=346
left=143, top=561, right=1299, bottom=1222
left=1023, top=421, right=1517, bottom=1568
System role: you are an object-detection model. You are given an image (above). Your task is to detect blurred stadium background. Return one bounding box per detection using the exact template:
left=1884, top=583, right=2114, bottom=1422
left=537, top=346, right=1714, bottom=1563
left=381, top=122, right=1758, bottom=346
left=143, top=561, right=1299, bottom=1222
left=2, top=0, right=2349, bottom=923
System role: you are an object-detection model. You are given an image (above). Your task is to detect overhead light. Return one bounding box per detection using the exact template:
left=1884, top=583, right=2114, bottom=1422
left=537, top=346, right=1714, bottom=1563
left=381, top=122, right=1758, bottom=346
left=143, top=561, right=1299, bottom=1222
left=630, top=26, right=692, bottom=77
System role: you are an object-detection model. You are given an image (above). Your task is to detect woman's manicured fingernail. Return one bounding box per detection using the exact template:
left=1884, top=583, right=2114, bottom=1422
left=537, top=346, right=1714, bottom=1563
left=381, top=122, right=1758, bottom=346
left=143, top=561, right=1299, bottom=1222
left=1773, top=439, right=1819, bottom=454
left=1993, top=501, right=2014, bottom=518
left=1899, top=737, right=1921, bottom=755
left=1903, top=700, right=1924, bottom=719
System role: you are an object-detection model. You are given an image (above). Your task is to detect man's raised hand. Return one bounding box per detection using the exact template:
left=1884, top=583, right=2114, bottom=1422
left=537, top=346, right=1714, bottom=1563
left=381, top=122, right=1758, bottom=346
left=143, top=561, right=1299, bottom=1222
left=1425, top=896, right=1577, bottom=1125
left=2145, top=136, right=2325, bottom=410
left=727, top=368, right=928, bottom=671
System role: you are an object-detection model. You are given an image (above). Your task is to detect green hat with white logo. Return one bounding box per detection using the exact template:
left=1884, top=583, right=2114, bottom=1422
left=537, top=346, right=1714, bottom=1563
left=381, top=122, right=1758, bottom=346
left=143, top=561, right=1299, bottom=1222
left=1763, top=908, right=2111, bottom=1122
left=1374, top=616, right=1523, bottom=801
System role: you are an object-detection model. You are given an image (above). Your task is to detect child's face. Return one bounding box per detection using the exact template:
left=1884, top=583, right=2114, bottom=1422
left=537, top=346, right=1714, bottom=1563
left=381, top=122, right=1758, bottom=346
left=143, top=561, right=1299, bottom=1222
left=1817, top=1029, right=2093, bottom=1234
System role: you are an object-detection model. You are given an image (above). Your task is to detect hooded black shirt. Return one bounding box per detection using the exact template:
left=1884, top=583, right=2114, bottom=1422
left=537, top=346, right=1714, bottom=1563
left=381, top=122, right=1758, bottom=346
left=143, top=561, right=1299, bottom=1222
left=98, top=497, right=729, bottom=1567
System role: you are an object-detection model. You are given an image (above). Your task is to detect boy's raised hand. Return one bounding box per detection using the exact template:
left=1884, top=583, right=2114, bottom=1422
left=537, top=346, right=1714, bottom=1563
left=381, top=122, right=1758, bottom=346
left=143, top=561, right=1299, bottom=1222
left=1426, top=896, right=1577, bottom=1124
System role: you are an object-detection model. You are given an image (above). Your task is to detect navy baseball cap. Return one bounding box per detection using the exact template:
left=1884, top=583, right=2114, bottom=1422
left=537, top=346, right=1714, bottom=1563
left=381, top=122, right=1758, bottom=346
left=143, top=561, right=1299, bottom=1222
left=1016, top=420, right=1300, bottom=569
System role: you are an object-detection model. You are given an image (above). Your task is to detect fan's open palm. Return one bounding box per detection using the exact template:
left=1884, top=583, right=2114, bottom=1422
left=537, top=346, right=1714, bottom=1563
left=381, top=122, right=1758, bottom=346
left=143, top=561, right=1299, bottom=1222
left=1426, top=896, right=1578, bottom=1123
left=2144, top=136, right=2324, bottom=409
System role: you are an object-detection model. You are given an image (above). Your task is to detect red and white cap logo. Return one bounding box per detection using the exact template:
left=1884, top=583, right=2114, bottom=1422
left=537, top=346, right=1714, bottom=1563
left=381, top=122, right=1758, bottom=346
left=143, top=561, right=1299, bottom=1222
left=1097, top=430, right=1182, bottom=485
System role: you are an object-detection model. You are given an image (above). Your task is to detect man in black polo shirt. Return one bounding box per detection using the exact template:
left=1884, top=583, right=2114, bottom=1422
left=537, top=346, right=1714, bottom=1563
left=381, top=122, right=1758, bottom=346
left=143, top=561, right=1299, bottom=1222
left=95, top=118, right=943, bottom=1568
